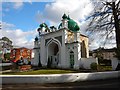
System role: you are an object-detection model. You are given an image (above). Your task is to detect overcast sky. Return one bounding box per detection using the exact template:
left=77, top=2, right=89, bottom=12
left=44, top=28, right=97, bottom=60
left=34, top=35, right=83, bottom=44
left=0, top=0, right=116, bottom=50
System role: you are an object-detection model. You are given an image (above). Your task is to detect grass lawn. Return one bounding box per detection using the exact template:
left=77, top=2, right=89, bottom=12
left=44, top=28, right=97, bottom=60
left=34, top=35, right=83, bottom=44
left=97, top=65, right=112, bottom=71
left=2, top=69, right=78, bottom=75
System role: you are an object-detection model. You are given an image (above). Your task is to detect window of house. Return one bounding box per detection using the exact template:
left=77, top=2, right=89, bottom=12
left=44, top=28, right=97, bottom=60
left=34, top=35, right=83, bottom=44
left=13, top=50, right=15, bottom=55
left=20, top=49, right=24, bottom=53
left=20, top=49, right=24, bottom=55
left=27, top=50, right=30, bottom=52
left=27, top=50, right=30, bottom=55
left=27, top=50, right=30, bottom=53
left=13, top=56, right=15, bottom=59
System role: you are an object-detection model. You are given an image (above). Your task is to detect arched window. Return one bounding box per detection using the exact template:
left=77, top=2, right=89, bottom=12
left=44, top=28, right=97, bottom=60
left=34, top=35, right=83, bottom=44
left=81, top=40, right=87, bottom=58
left=70, top=51, right=74, bottom=68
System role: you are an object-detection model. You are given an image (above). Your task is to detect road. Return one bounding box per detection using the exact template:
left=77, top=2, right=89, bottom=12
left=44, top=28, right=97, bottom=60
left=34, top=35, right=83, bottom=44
left=1, top=78, right=120, bottom=90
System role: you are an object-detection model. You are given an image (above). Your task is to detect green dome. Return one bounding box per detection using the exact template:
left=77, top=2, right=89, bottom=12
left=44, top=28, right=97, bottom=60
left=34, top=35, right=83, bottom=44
left=74, top=25, right=80, bottom=30
left=58, top=14, right=80, bottom=32
left=62, top=13, right=68, bottom=19
left=68, top=18, right=80, bottom=32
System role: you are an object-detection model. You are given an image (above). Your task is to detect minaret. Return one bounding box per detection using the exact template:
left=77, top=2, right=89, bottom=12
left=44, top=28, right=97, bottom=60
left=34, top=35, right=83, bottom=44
left=40, top=23, right=46, bottom=34
left=61, top=13, right=68, bottom=28
left=32, top=36, right=40, bottom=66
left=34, top=37, right=39, bottom=48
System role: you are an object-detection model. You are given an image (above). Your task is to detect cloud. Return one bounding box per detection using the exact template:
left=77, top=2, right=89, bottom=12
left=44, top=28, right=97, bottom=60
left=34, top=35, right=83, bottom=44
left=3, top=0, right=55, bottom=2
left=13, top=2, right=23, bottom=9
left=35, top=11, right=45, bottom=23
left=88, top=29, right=116, bottom=50
left=2, top=0, right=33, bottom=10
left=2, top=22, right=15, bottom=29
left=89, top=41, right=99, bottom=50
left=2, top=2, right=23, bottom=12
left=35, top=0, right=93, bottom=27
left=11, top=0, right=24, bottom=9
left=0, top=3, right=2, bottom=21
left=1, top=22, right=37, bottom=49
left=0, top=2, right=2, bottom=11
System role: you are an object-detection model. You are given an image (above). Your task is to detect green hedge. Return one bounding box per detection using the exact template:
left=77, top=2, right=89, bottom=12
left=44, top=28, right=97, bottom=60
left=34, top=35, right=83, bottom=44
left=2, top=65, right=12, bottom=71
left=90, top=62, right=97, bottom=70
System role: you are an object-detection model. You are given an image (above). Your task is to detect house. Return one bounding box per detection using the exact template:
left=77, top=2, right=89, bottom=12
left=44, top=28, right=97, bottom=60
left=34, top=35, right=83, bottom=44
left=92, top=48, right=117, bottom=60
left=32, top=14, right=94, bottom=69
left=10, top=47, right=32, bottom=63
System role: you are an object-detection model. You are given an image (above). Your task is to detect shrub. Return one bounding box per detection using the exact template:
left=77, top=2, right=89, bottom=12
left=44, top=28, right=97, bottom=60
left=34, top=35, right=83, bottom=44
left=2, top=65, right=12, bottom=71
left=90, top=62, right=97, bottom=70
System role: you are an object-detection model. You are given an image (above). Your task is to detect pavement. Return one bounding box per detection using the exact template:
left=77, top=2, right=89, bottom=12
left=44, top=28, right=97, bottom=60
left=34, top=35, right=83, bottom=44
left=0, top=70, right=12, bottom=73
left=1, top=78, right=120, bottom=90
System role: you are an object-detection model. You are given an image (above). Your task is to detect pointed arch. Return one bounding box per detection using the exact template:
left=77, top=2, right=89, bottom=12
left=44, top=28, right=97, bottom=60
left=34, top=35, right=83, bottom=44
left=46, top=38, right=61, bottom=68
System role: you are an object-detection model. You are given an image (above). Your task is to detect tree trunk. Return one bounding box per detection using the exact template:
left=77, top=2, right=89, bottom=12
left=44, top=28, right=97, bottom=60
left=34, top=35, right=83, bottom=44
left=112, top=2, right=120, bottom=60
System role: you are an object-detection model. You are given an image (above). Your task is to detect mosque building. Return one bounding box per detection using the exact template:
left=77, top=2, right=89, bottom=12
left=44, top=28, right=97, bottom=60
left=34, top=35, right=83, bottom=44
left=33, top=14, right=89, bottom=69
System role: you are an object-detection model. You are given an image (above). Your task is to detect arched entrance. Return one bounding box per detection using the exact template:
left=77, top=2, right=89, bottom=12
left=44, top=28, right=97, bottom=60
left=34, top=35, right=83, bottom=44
left=47, top=40, right=60, bottom=68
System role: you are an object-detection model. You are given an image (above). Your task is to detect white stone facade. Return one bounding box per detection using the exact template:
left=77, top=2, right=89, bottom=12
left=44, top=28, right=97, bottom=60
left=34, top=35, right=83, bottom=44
left=33, top=29, right=81, bottom=69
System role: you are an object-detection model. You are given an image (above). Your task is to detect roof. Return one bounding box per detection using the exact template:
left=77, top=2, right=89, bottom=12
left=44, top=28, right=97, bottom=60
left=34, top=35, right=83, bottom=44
left=80, top=34, right=88, bottom=38
left=12, top=47, right=31, bottom=50
left=93, top=48, right=117, bottom=53
left=65, top=41, right=80, bottom=45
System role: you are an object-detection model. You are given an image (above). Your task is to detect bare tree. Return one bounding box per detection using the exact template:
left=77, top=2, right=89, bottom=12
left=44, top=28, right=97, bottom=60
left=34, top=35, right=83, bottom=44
left=86, top=0, right=120, bottom=59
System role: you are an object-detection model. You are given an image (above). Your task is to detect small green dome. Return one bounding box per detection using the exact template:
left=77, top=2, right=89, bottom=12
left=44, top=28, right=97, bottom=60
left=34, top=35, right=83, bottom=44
left=37, top=27, right=41, bottom=32
left=58, top=23, right=62, bottom=29
left=62, top=13, right=68, bottom=19
left=35, top=37, right=38, bottom=41
left=40, top=23, right=46, bottom=28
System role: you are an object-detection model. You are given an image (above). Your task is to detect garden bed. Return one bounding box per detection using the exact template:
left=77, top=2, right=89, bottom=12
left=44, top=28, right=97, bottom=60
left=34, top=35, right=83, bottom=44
left=18, top=65, right=31, bottom=71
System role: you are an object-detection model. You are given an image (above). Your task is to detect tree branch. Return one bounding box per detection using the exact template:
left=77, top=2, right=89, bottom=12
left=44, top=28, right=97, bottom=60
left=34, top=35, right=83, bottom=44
left=99, top=22, right=114, bottom=27
left=116, top=1, right=120, bottom=9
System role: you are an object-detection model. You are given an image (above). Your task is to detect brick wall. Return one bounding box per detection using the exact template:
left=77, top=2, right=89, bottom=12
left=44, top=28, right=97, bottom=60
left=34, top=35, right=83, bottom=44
left=10, top=47, right=32, bottom=61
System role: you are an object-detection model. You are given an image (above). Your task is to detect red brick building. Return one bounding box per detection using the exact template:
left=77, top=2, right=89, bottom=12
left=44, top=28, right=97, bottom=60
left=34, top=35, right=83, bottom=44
left=10, top=47, right=32, bottom=62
